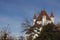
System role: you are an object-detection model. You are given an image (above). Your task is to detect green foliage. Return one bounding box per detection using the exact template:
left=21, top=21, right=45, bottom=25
left=35, top=23, right=57, bottom=40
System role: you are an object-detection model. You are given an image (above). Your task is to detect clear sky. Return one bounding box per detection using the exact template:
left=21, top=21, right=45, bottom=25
left=0, top=0, right=60, bottom=36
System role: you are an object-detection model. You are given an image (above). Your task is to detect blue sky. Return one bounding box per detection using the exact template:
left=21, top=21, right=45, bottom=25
left=0, top=0, right=60, bottom=36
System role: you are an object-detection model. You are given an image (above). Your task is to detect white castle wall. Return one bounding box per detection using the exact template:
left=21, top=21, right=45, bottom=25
left=37, top=21, right=42, bottom=24
left=42, top=16, right=46, bottom=25
left=33, top=19, right=36, bottom=25
left=50, top=17, right=54, bottom=23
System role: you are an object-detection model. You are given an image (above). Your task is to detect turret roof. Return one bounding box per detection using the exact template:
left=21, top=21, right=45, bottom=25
left=33, top=13, right=37, bottom=19
left=50, top=12, right=54, bottom=17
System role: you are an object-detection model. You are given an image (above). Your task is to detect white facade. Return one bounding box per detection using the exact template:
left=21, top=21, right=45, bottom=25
left=50, top=17, right=54, bottom=23
left=37, top=21, right=42, bottom=24
left=33, top=19, right=36, bottom=25
left=33, top=16, right=54, bottom=25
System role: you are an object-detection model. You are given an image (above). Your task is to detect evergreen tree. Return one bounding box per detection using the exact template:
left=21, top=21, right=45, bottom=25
left=35, top=23, right=57, bottom=40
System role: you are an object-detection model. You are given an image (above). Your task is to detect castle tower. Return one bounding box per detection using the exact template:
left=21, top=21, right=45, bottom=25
left=41, top=10, right=47, bottom=25
left=50, top=12, right=54, bottom=23
left=33, top=13, right=37, bottom=25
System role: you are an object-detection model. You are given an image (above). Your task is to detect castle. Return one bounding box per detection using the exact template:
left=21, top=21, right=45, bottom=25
left=33, top=10, right=54, bottom=26
left=25, top=10, right=54, bottom=40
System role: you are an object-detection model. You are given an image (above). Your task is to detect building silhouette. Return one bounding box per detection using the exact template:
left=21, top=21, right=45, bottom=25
left=25, top=9, right=54, bottom=40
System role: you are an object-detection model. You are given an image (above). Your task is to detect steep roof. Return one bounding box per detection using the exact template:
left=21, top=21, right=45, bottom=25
left=37, top=10, right=51, bottom=21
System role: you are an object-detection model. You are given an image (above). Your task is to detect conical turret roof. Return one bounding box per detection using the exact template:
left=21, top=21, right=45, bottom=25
left=33, top=13, right=37, bottom=19
left=50, top=12, right=54, bottom=17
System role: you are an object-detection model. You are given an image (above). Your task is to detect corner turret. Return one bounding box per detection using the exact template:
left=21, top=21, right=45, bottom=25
left=50, top=12, right=54, bottom=23
left=33, top=13, right=37, bottom=25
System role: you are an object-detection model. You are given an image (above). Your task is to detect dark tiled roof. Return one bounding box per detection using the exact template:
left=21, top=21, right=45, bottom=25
left=37, top=10, right=51, bottom=21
